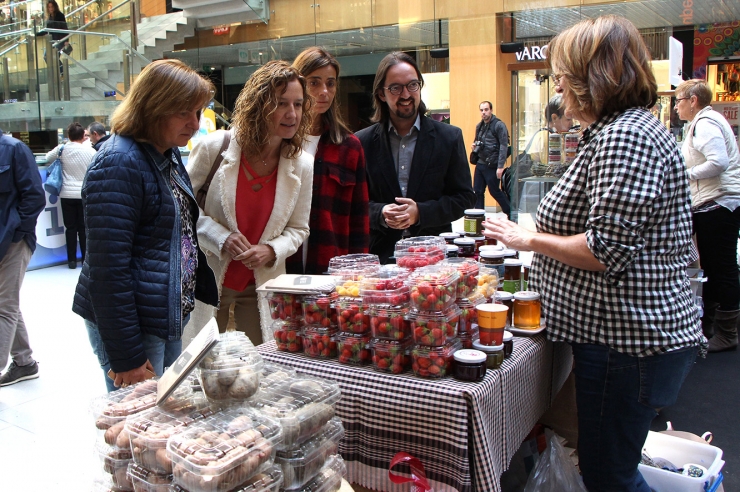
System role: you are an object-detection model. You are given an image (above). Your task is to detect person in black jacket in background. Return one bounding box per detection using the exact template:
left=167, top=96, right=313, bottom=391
left=72, top=60, right=218, bottom=391
left=356, top=51, right=475, bottom=263
left=472, top=101, right=510, bottom=215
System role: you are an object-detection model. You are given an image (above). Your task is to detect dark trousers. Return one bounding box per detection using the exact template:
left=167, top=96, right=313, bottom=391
left=60, top=198, right=85, bottom=263
left=571, top=343, right=697, bottom=492
left=474, top=163, right=510, bottom=215
left=693, top=205, right=740, bottom=310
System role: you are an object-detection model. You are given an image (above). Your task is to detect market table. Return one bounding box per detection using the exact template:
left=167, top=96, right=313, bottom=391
left=258, top=334, right=572, bottom=492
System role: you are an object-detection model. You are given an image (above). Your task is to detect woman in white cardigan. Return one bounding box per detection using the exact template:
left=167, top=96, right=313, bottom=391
left=187, top=61, right=313, bottom=344
left=45, top=121, right=96, bottom=268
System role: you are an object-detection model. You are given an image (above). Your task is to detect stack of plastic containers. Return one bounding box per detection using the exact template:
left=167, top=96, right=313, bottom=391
left=406, top=264, right=462, bottom=379
left=249, top=375, right=345, bottom=490
left=393, top=236, right=446, bottom=270
left=302, top=291, right=340, bottom=358
left=328, top=254, right=381, bottom=367
left=361, top=265, right=414, bottom=374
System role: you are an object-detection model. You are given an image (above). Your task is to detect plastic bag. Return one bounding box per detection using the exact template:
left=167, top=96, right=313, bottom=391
left=523, top=430, right=587, bottom=492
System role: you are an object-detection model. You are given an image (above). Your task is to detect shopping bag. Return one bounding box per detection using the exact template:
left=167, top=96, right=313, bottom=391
left=523, top=430, right=587, bottom=492
left=389, top=452, right=433, bottom=492
left=44, top=145, right=64, bottom=196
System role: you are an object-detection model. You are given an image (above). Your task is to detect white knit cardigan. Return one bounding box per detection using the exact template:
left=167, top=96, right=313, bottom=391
left=186, top=128, right=314, bottom=342
left=46, top=141, right=97, bottom=199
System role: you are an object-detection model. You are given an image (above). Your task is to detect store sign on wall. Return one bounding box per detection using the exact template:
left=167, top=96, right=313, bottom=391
left=516, top=45, right=548, bottom=61
left=213, top=26, right=229, bottom=36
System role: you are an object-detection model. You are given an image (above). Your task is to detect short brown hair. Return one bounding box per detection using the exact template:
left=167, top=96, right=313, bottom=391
left=67, top=121, right=85, bottom=141
left=232, top=60, right=311, bottom=159
left=110, top=59, right=214, bottom=145
left=675, top=79, right=713, bottom=108
left=371, top=51, right=426, bottom=124
left=547, top=15, right=657, bottom=120
left=293, top=47, right=351, bottom=145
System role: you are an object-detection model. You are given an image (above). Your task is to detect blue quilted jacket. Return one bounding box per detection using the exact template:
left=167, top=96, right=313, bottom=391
left=72, top=134, right=217, bottom=373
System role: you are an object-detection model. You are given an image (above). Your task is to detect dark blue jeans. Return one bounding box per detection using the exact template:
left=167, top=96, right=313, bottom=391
left=571, top=343, right=697, bottom=492
left=474, top=163, right=510, bottom=215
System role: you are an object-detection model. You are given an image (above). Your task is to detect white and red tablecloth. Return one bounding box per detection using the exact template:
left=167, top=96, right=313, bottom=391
left=258, top=335, right=572, bottom=492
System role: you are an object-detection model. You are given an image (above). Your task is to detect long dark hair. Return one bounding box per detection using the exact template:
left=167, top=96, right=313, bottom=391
left=371, top=51, right=426, bottom=124
left=293, top=47, right=351, bottom=145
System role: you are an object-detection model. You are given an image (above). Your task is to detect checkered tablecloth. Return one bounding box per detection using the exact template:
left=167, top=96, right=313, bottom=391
left=258, top=336, right=572, bottom=492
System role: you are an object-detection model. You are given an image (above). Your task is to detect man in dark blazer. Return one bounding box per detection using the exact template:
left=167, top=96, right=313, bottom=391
left=356, top=52, right=475, bottom=263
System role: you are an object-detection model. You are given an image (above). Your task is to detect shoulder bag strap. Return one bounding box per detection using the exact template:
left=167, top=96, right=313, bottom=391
left=196, top=131, right=231, bottom=210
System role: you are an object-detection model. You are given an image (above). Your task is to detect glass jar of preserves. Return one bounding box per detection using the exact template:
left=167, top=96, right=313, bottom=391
left=503, top=259, right=522, bottom=294
left=453, top=237, right=476, bottom=258
left=502, top=330, right=514, bottom=358
left=471, top=236, right=486, bottom=254
left=440, top=232, right=460, bottom=244
left=513, top=291, right=541, bottom=330
left=446, top=244, right=459, bottom=258
left=463, top=209, right=485, bottom=237
left=479, top=250, right=506, bottom=279
left=453, top=349, right=487, bottom=382
left=502, top=248, right=519, bottom=260
left=472, top=340, right=504, bottom=369
left=495, top=291, right=514, bottom=327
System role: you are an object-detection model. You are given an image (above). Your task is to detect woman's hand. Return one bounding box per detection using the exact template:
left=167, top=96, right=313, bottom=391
left=234, top=244, right=277, bottom=270
left=223, top=232, right=252, bottom=258
left=482, top=217, right=535, bottom=251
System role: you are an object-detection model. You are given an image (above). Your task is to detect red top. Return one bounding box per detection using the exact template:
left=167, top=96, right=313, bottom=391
left=222, top=155, right=278, bottom=291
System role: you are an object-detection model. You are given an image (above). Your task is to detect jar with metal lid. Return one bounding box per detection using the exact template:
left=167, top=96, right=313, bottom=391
left=502, top=330, right=514, bottom=358
left=453, top=349, right=487, bottom=382
left=440, top=232, right=461, bottom=244
left=503, top=259, right=522, bottom=294
left=446, top=244, right=459, bottom=258
left=513, top=291, right=541, bottom=330
left=495, top=291, right=514, bottom=327
left=479, top=250, right=506, bottom=278
left=471, top=236, right=486, bottom=254
left=472, top=340, right=504, bottom=369
left=463, top=209, right=486, bottom=237
left=453, top=237, right=476, bottom=258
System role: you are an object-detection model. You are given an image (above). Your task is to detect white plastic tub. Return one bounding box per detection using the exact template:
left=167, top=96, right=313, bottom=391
left=639, top=431, right=724, bottom=492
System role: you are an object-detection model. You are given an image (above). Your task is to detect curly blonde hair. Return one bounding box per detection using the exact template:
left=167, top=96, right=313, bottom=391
left=232, top=61, right=312, bottom=159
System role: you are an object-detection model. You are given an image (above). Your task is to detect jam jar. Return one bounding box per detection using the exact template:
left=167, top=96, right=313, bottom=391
left=502, top=330, right=514, bottom=358
left=446, top=244, right=459, bottom=258
left=453, top=349, right=487, bottom=382
left=471, top=236, right=486, bottom=254
left=472, top=340, right=504, bottom=369
left=513, top=291, right=541, bottom=330
left=453, top=237, right=476, bottom=258
left=495, top=291, right=514, bottom=327
left=502, top=248, right=519, bottom=260
left=440, top=232, right=461, bottom=244
left=479, top=250, right=506, bottom=278
left=503, top=259, right=522, bottom=294
left=463, top=209, right=485, bottom=237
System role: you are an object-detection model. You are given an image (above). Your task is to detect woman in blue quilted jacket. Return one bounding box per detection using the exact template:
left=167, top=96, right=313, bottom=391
left=72, top=60, right=218, bottom=391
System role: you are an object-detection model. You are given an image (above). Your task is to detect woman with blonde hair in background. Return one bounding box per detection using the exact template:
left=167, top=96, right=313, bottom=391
left=287, top=46, right=369, bottom=275
left=675, top=78, right=740, bottom=352
left=187, top=60, right=313, bottom=344
left=73, top=59, right=218, bottom=391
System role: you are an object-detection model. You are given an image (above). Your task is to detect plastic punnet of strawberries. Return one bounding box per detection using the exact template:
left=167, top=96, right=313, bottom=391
left=370, top=339, right=412, bottom=374
left=302, top=292, right=339, bottom=328
left=267, top=292, right=304, bottom=322
left=409, top=305, right=461, bottom=346
left=369, top=305, right=411, bottom=341
left=337, top=333, right=371, bottom=365
left=360, top=265, right=411, bottom=306
left=411, top=340, right=461, bottom=379
left=336, top=298, right=370, bottom=334
left=272, top=321, right=303, bottom=352
left=407, top=265, right=460, bottom=312
left=303, top=327, right=338, bottom=358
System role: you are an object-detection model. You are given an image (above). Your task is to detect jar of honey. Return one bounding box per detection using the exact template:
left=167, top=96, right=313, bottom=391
left=513, top=291, right=541, bottom=330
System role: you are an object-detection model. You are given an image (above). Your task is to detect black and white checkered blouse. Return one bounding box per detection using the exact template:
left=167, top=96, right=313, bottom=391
left=530, top=107, right=705, bottom=356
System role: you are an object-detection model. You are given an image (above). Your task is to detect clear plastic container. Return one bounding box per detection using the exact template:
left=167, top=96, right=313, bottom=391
left=125, top=396, right=216, bottom=474
left=409, top=306, right=461, bottom=346
left=127, top=462, right=172, bottom=492
left=456, top=293, right=486, bottom=334
left=442, top=257, right=480, bottom=298
left=248, top=376, right=341, bottom=449
left=302, top=327, right=339, bottom=359
left=92, top=379, right=161, bottom=436
left=261, top=363, right=297, bottom=390
left=170, top=464, right=284, bottom=492
left=327, top=253, right=380, bottom=275
left=407, top=265, right=460, bottom=312
left=370, top=338, right=412, bottom=374
left=302, top=292, right=339, bottom=328
left=411, top=340, right=461, bottom=379
left=369, top=305, right=410, bottom=341
left=475, top=266, right=499, bottom=300
left=198, top=337, right=264, bottom=403
left=272, top=320, right=303, bottom=353
left=300, top=454, right=347, bottom=492
left=275, top=418, right=345, bottom=490
left=336, top=333, right=372, bottom=365
left=359, top=265, right=411, bottom=305
left=167, top=407, right=283, bottom=492
left=267, top=292, right=304, bottom=323
left=394, top=236, right=447, bottom=269
left=335, top=298, right=370, bottom=334
left=97, top=440, right=134, bottom=491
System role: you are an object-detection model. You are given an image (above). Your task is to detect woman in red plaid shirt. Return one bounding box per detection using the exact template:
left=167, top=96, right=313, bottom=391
left=287, top=47, right=370, bottom=274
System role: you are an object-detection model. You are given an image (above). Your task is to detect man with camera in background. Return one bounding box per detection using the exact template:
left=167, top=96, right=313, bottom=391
left=471, top=101, right=510, bottom=216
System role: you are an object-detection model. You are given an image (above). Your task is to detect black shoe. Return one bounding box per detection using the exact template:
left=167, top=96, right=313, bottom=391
left=0, top=361, right=39, bottom=386
left=68, top=261, right=76, bottom=269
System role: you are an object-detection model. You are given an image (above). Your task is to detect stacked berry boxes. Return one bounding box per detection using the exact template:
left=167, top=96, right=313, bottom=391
left=360, top=265, right=414, bottom=374
left=442, top=258, right=485, bottom=348
left=406, top=264, right=462, bottom=379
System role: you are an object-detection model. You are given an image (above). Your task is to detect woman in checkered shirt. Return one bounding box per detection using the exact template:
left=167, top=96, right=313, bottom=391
left=483, top=15, right=705, bottom=492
